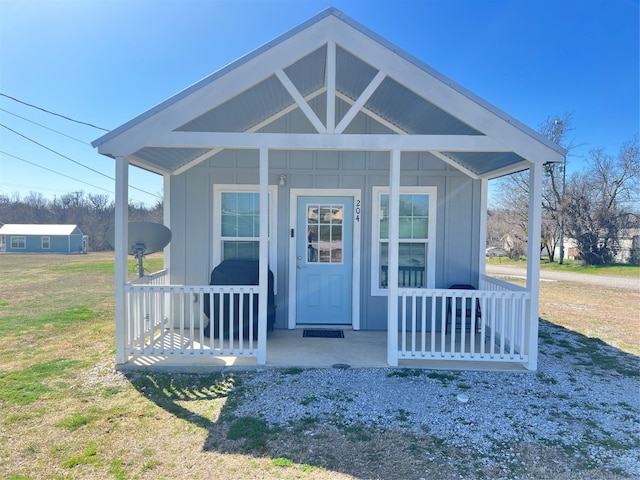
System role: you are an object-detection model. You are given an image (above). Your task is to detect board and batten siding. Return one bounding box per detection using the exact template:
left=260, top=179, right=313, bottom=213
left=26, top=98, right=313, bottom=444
left=167, top=100, right=479, bottom=330
left=168, top=147, right=480, bottom=331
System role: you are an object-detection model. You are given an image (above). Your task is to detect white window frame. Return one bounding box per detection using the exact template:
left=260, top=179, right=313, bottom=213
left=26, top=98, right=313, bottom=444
left=212, top=184, right=278, bottom=283
left=10, top=236, right=26, bottom=249
left=371, top=186, right=437, bottom=296
left=42, top=236, right=50, bottom=249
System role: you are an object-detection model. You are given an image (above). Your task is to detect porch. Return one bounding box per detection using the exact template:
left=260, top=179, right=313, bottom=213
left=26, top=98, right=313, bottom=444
left=117, top=329, right=528, bottom=372
left=120, top=269, right=531, bottom=371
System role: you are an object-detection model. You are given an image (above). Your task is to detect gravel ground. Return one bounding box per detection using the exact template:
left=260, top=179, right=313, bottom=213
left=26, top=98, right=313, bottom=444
left=231, top=320, right=640, bottom=478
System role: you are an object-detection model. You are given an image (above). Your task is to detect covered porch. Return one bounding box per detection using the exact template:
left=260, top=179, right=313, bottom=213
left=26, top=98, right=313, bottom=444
left=92, top=8, right=565, bottom=372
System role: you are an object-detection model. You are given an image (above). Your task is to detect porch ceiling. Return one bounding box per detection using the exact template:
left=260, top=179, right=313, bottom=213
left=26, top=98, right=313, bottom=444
left=92, top=8, right=565, bottom=179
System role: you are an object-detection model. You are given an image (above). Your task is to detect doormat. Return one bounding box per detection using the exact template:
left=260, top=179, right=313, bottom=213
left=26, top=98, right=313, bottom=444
left=303, top=329, right=344, bottom=338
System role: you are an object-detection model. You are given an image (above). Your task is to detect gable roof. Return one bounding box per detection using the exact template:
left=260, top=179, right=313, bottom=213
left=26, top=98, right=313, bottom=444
left=0, top=224, right=81, bottom=236
left=93, top=7, right=565, bottom=179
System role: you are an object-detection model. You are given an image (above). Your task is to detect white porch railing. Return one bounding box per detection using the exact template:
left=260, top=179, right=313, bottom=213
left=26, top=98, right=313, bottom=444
left=398, top=276, right=530, bottom=364
left=125, top=271, right=530, bottom=366
left=125, top=269, right=260, bottom=359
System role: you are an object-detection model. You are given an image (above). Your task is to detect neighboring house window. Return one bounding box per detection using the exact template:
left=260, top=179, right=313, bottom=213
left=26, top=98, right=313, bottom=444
left=10, top=236, right=26, bottom=249
left=42, top=237, right=50, bottom=249
left=213, top=184, right=277, bottom=267
left=371, top=186, right=437, bottom=295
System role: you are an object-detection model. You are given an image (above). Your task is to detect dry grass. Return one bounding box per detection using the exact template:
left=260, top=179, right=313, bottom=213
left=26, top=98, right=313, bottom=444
left=0, top=253, right=638, bottom=480
left=512, top=277, right=639, bottom=356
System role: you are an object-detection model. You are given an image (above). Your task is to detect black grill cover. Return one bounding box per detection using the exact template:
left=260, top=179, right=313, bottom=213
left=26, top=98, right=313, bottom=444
left=203, top=260, right=275, bottom=339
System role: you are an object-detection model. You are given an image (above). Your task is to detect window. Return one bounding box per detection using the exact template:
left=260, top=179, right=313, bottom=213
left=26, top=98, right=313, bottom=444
left=371, top=186, right=436, bottom=295
left=10, top=236, right=26, bottom=249
left=213, top=184, right=277, bottom=267
left=305, top=204, right=344, bottom=264
left=42, top=236, right=50, bottom=249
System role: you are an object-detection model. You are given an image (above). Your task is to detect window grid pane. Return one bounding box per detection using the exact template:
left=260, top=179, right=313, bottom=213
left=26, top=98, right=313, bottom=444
left=307, top=204, right=343, bottom=264
left=220, top=191, right=269, bottom=261
left=378, top=192, right=430, bottom=289
left=379, top=242, right=427, bottom=288
left=380, top=194, right=429, bottom=240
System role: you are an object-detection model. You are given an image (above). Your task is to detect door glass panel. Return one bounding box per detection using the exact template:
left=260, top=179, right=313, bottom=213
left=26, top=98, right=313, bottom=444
left=306, top=204, right=344, bottom=264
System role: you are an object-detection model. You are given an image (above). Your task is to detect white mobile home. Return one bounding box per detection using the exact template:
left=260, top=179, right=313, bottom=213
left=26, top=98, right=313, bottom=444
left=92, top=8, right=565, bottom=371
left=0, top=224, right=87, bottom=254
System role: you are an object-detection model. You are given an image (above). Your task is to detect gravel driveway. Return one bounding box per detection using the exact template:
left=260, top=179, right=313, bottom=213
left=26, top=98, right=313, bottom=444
left=231, top=319, right=640, bottom=478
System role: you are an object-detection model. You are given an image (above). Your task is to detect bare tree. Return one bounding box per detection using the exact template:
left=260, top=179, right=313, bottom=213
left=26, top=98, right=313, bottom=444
left=564, top=136, right=640, bottom=264
left=491, top=113, right=574, bottom=262
left=0, top=191, right=161, bottom=251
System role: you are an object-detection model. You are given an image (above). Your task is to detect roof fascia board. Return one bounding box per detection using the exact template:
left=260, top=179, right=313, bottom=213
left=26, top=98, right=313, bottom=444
left=326, top=24, right=565, bottom=163
left=128, top=132, right=508, bottom=153
left=94, top=7, right=565, bottom=167
left=95, top=13, right=339, bottom=155
left=330, top=9, right=567, bottom=160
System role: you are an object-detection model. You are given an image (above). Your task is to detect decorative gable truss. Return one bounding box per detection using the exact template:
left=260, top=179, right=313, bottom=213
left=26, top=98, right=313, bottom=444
left=94, top=11, right=564, bottom=177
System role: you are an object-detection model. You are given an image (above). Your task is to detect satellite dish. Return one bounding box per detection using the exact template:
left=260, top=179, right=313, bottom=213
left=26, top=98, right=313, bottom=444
left=106, top=222, right=172, bottom=277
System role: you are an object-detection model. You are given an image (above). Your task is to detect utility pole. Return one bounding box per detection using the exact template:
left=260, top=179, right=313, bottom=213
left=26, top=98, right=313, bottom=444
left=553, top=118, right=567, bottom=265
left=558, top=153, right=566, bottom=264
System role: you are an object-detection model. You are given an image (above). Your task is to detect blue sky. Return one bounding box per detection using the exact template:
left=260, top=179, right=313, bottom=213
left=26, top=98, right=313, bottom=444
left=1, top=0, right=638, bottom=207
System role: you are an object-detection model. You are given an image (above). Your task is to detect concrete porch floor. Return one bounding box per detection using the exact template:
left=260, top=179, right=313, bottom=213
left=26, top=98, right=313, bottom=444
left=118, top=328, right=528, bottom=372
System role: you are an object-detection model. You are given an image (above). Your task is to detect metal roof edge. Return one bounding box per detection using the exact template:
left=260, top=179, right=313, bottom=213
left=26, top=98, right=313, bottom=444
left=330, top=10, right=567, bottom=158
left=92, top=6, right=566, bottom=159
left=0, top=224, right=80, bottom=235
left=92, top=7, right=340, bottom=149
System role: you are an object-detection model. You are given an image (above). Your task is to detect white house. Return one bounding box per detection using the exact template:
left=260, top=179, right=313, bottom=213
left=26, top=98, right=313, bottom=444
left=92, top=8, right=565, bottom=371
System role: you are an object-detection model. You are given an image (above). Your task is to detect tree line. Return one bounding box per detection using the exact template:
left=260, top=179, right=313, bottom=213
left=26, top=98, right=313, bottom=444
left=0, top=191, right=163, bottom=251
left=490, top=114, right=639, bottom=265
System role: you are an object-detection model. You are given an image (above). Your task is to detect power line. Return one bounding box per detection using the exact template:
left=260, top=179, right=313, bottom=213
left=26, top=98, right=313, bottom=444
left=1, top=122, right=112, bottom=180
left=0, top=150, right=157, bottom=206
left=0, top=108, right=90, bottom=145
left=0, top=93, right=109, bottom=131
left=1, top=150, right=113, bottom=195
left=0, top=123, right=161, bottom=199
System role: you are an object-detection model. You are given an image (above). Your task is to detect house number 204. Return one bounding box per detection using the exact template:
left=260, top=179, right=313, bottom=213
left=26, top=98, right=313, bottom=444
left=355, top=199, right=361, bottom=222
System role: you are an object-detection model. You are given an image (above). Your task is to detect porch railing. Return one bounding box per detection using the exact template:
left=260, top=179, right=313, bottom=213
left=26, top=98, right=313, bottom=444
left=124, top=269, right=260, bottom=359
left=398, top=276, right=530, bottom=363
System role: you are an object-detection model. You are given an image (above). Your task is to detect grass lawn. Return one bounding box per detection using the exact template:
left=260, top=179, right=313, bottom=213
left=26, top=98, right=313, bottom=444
left=1, top=252, right=638, bottom=479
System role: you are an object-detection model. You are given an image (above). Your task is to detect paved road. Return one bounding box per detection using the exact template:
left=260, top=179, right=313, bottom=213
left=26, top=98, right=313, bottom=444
left=485, top=264, right=640, bottom=291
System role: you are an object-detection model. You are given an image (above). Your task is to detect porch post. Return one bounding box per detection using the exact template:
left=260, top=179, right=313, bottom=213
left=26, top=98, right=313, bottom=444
left=257, top=147, right=269, bottom=365
left=163, top=174, right=171, bottom=270
left=387, top=149, right=401, bottom=367
left=114, top=156, right=129, bottom=365
left=526, top=162, right=543, bottom=370
left=478, top=178, right=488, bottom=278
